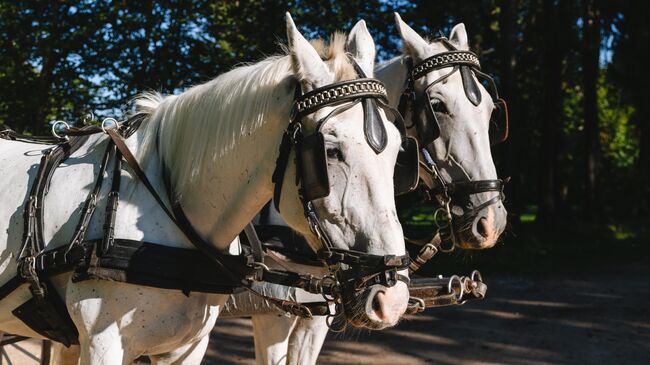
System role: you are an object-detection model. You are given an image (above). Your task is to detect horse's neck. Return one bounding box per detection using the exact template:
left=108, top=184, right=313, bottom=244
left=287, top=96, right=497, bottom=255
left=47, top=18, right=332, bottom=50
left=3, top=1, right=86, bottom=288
left=153, top=78, right=295, bottom=250
left=99, top=131, right=192, bottom=249
left=179, top=122, right=286, bottom=249
left=375, top=56, right=408, bottom=108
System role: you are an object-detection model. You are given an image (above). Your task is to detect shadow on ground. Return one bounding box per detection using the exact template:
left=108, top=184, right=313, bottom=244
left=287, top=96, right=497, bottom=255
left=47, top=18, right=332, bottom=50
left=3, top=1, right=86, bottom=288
left=206, top=263, right=650, bottom=364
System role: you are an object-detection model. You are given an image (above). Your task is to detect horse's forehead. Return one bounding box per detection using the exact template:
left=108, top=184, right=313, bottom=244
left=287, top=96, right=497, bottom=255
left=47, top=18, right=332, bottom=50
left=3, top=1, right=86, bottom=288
left=415, top=42, right=450, bottom=61
left=320, top=106, right=365, bottom=135
left=322, top=106, right=400, bottom=150
left=425, top=70, right=492, bottom=112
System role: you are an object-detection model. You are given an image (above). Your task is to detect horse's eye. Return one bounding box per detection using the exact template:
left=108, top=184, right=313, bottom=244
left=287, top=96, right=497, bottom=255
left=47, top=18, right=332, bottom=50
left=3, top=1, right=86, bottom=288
left=430, top=98, right=448, bottom=114
left=327, top=147, right=343, bottom=161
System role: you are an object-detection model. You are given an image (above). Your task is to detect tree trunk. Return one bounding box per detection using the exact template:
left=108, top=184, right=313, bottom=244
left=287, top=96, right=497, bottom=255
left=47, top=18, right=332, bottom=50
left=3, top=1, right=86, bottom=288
left=582, top=0, right=601, bottom=220
left=537, top=0, right=566, bottom=226
left=498, top=0, right=522, bottom=224
left=33, top=55, right=57, bottom=134
left=32, top=5, right=62, bottom=134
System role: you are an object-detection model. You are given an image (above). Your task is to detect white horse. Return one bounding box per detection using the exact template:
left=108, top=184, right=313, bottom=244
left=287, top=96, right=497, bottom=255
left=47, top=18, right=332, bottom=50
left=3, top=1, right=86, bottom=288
left=223, top=14, right=509, bottom=365
left=0, top=13, right=410, bottom=364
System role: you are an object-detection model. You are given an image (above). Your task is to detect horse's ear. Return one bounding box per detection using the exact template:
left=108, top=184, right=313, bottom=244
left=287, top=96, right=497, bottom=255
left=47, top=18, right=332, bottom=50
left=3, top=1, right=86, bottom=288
left=286, top=12, right=333, bottom=88
left=394, top=12, right=429, bottom=60
left=449, top=23, right=469, bottom=50
left=346, top=20, right=375, bottom=77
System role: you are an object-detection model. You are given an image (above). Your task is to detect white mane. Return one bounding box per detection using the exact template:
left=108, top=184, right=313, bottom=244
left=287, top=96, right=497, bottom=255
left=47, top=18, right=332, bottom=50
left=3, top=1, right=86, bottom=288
left=133, top=55, right=294, bottom=198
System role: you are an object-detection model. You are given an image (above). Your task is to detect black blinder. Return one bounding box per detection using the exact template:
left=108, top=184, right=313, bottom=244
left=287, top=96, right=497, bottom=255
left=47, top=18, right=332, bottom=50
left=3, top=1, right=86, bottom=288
left=394, top=136, right=420, bottom=195
left=489, top=98, right=509, bottom=145
left=298, top=132, right=330, bottom=201
left=460, top=65, right=482, bottom=106
left=363, top=97, right=388, bottom=153
left=414, top=92, right=439, bottom=146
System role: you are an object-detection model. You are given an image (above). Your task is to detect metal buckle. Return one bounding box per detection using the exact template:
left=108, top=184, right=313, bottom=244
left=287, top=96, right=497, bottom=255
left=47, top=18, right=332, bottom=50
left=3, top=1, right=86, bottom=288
left=284, top=303, right=314, bottom=319
left=252, top=262, right=271, bottom=282
left=19, top=256, right=37, bottom=280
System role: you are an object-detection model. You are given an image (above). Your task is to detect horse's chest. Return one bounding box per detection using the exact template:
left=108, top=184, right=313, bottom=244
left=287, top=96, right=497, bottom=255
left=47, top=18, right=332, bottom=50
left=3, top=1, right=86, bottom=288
left=67, top=279, right=226, bottom=353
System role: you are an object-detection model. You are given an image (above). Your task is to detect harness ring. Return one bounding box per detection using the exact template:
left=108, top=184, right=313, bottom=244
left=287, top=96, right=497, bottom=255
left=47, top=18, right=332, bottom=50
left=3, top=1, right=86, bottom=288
left=447, top=275, right=464, bottom=302
left=51, top=121, right=70, bottom=139
left=101, top=118, right=119, bottom=134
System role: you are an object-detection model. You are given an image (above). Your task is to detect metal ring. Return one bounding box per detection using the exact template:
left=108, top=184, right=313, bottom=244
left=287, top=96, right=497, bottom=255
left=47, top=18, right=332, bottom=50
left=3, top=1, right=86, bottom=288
left=319, top=276, right=339, bottom=300
left=252, top=262, right=271, bottom=272
left=325, top=313, right=347, bottom=333
left=101, top=118, right=119, bottom=134
left=439, top=240, right=455, bottom=253
left=433, top=208, right=449, bottom=229
left=408, top=297, right=426, bottom=313
left=460, top=276, right=472, bottom=295
left=471, top=270, right=483, bottom=283
left=51, top=121, right=70, bottom=139
left=82, top=112, right=95, bottom=125
left=447, top=275, right=464, bottom=302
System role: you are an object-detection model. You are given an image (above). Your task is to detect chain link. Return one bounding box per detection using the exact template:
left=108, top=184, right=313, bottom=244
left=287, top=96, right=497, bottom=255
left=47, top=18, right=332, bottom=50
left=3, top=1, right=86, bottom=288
left=411, top=51, right=481, bottom=81
left=295, top=80, right=387, bottom=115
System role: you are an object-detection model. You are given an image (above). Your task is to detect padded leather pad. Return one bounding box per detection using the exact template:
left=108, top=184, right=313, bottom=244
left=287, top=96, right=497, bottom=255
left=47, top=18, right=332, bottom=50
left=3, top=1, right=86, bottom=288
left=489, top=98, right=509, bottom=145
left=394, top=136, right=420, bottom=195
left=298, top=132, right=330, bottom=201
left=416, top=94, right=439, bottom=146
left=363, top=98, right=388, bottom=153
left=460, top=66, right=482, bottom=106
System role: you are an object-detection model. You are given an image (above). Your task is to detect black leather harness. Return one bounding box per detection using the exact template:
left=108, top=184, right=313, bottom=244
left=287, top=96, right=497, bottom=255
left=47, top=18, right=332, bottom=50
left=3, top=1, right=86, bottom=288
left=0, top=73, right=415, bottom=343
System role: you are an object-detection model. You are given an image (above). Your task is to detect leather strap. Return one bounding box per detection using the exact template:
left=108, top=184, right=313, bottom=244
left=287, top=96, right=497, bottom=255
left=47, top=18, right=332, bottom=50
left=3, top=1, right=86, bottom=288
left=107, top=129, right=325, bottom=318
left=106, top=128, right=246, bottom=286
left=243, top=223, right=263, bottom=263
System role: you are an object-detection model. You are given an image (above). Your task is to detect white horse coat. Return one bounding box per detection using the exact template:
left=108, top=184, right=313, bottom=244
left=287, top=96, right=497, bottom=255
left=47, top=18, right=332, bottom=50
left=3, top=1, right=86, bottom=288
left=0, top=13, right=409, bottom=364
left=227, top=15, right=509, bottom=365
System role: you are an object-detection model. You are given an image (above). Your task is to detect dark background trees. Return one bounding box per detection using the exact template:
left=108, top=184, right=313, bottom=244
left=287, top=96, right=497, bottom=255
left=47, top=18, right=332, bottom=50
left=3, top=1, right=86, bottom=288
left=1, top=0, right=646, bottom=266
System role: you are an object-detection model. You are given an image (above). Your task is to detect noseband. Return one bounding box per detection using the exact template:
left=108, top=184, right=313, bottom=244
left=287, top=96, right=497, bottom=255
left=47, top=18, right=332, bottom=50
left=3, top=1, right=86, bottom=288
left=398, top=37, right=507, bottom=250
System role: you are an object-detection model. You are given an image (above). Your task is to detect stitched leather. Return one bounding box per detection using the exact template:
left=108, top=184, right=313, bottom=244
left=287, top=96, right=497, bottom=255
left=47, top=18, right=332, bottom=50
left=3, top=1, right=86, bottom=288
left=460, top=65, right=482, bottom=106
left=363, top=98, right=388, bottom=153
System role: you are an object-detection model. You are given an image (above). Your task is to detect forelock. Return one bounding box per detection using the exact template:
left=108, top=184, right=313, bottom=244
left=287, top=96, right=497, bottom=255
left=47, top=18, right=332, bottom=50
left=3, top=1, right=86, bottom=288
left=310, top=32, right=357, bottom=81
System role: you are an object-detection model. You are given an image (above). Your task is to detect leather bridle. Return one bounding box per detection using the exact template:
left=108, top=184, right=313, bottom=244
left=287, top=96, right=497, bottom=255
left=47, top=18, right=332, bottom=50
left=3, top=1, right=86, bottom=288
left=398, top=37, right=507, bottom=251
left=271, top=77, right=411, bottom=299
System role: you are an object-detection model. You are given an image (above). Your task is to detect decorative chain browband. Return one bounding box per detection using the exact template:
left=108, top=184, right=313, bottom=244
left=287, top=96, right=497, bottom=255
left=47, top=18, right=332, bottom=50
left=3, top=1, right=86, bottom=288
left=294, top=78, right=388, bottom=117
left=411, top=50, right=481, bottom=81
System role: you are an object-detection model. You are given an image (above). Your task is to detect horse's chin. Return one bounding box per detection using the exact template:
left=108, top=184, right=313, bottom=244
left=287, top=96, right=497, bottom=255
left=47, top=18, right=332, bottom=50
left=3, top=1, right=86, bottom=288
left=456, top=238, right=498, bottom=250
left=454, top=225, right=500, bottom=249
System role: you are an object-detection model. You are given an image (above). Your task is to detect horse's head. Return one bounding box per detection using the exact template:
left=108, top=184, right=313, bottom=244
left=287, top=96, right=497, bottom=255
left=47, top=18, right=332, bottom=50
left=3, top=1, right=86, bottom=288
left=394, top=14, right=507, bottom=250
left=278, top=15, right=409, bottom=329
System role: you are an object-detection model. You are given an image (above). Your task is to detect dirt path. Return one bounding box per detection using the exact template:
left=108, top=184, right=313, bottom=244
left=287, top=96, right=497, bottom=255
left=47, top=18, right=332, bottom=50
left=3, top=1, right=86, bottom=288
left=206, top=264, right=650, bottom=364
left=2, top=264, right=647, bottom=364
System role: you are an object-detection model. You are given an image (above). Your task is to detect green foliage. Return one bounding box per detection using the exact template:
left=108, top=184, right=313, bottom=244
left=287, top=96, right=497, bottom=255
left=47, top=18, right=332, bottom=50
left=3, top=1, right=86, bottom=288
left=597, top=74, right=638, bottom=168
left=0, top=0, right=647, bottom=243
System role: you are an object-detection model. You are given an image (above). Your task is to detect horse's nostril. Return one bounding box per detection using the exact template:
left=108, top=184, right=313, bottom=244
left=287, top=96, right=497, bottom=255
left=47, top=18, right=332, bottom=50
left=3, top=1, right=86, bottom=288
left=477, top=217, right=490, bottom=238
left=372, top=293, right=381, bottom=312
